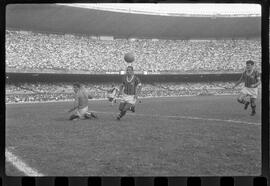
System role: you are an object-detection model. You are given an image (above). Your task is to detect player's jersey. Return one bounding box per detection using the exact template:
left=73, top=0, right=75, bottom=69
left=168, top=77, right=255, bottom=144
left=241, top=69, right=260, bottom=88
left=122, top=75, right=141, bottom=95
left=76, top=88, right=88, bottom=109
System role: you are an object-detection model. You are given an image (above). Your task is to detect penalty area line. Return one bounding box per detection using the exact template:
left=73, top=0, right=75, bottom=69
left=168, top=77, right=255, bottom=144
left=5, top=149, right=44, bottom=176
left=96, top=111, right=260, bottom=126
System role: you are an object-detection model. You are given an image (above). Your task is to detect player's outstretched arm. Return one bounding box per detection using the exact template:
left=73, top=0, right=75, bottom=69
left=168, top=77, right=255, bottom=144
left=232, top=73, right=243, bottom=89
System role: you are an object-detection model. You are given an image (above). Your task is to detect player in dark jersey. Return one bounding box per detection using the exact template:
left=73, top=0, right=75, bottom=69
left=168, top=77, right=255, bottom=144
left=116, top=66, right=142, bottom=120
left=232, top=60, right=260, bottom=116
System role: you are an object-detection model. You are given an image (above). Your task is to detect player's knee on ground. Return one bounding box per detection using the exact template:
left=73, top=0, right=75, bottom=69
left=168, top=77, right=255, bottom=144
left=250, top=98, right=256, bottom=107
left=119, top=102, right=125, bottom=111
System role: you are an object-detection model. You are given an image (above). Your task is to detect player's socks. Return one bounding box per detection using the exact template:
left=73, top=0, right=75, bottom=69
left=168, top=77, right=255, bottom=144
left=250, top=106, right=256, bottom=116
left=69, top=114, right=79, bottom=121
left=117, top=111, right=126, bottom=120
left=91, top=112, right=98, bottom=119
left=244, top=102, right=250, bottom=110
left=250, top=110, right=256, bottom=116
left=130, top=106, right=135, bottom=113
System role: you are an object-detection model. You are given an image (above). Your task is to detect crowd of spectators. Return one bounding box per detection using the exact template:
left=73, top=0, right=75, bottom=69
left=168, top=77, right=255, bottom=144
left=6, top=30, right=261, bottom=73
left=6, top=82, right=245, bottom=103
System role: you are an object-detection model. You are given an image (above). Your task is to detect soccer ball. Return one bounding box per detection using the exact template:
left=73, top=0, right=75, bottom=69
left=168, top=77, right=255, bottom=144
left=124, top=53, right=135, bottom=63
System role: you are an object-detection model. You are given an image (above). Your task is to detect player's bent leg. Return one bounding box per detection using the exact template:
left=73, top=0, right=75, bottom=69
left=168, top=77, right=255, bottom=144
left=243, top=95, right=250, bottom=110
left=237, top=95, right=244, bottom=104
left=237, top=94, right=248, bottom=104
left=76, top=107, right=88, bottom=119
left=69, top=114, right=80, bottom=121
left=117, top=102, right=127, bottom=120
left=123, top=103, right=133, bottom=112
left=119, top=102, right=125, bottom=111
left=126, top=103, right=135, bottom=113
left=250, top=98, right=256, bottom=116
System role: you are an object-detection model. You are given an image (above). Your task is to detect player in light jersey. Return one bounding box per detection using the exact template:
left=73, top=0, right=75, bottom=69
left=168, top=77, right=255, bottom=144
left=116, top=66, right=142, bottom=120
left=68, top=83, right=98, bottom=120
left=107, top=84, right=119, bottom=106
left=232, top=60, right=261, bottom=116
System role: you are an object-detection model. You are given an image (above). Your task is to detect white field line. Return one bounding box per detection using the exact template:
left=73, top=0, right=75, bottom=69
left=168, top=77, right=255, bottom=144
left=96, top=111, right=260, bottom=126
left=5, top=149, right=44, bottom=176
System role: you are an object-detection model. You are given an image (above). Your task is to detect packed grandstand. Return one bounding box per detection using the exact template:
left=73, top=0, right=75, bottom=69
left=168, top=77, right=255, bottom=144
left=6, top=30, right=261, bottom=73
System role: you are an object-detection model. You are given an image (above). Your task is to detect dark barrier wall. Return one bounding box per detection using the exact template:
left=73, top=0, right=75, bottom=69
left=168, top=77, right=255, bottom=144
left=6, top=73, right=242, bottom=84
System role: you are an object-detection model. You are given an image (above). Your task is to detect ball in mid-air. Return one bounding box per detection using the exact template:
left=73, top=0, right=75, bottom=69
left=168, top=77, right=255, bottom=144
left=124, top=53, right=135, bottom=63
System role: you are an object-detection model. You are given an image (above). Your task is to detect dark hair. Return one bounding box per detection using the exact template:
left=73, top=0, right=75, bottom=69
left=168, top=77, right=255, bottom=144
left=246, top=60, right=254, bottom=65
left=127, top=66, right=134, bottom=71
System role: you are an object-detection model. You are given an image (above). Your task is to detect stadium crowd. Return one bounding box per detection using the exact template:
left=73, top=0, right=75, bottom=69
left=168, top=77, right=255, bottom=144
left=6, top=30, right=261, bottom=73
left=6, top=82, right=243, bottom=103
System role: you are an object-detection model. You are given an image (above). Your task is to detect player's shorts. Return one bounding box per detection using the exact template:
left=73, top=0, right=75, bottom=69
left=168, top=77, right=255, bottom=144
left=75, top=106, right=89, bottom=118
left=121, top=94, right=136, bottom=105
left=240, top=87, right=258, bottom=99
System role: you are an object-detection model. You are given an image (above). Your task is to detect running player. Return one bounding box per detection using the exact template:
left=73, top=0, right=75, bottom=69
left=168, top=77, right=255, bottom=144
left=232, top=60, right=260, bottom=116
left=116, top=66, right=142, bottom=120
left=68, top=83, right=98, bottom=120
left=107, top=84, right=119, bottom=106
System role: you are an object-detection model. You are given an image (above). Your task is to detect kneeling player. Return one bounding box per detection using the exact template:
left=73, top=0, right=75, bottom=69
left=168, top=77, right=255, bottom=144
left=232, top=60, right=260, bottom=116
left=69, top=83, right=98, bottom=120
left=116, top=66, right=142, bottom=120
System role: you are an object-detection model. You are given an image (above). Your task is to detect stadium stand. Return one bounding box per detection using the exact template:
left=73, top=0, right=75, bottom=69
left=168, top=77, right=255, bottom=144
left=6, top=30, right=261, bottom=73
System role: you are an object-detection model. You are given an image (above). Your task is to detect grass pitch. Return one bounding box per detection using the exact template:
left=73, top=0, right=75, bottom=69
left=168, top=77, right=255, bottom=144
left=5, top=95, right=261, bottom=176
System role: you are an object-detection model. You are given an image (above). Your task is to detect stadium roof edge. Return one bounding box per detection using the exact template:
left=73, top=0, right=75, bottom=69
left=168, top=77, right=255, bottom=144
left=6, top=4, right=261, bottom=39
left=57, top=3, right=261, bottom=17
